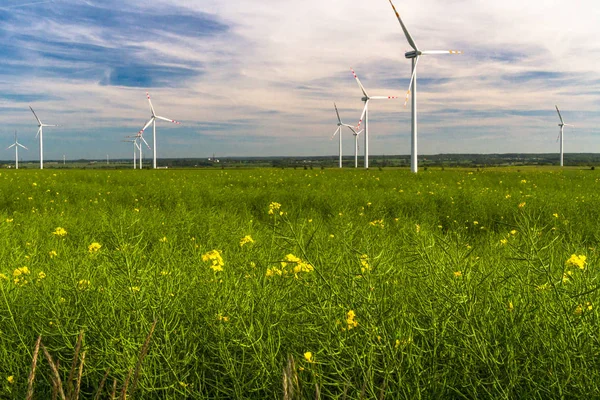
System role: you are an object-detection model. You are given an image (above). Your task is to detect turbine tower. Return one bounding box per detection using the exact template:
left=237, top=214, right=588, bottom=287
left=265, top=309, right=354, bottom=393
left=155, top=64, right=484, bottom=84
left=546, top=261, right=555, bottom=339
left=351, top=68, right=399, bottom=169
left=127, top=132, right=150, bottom=169
left=139, top=91, right=181, bottom=169
left=555, top=105, right=574, bottom=167
left=331, top=103, right=360, bottom=168
left=387, top=0, right=462, bottom=173
left=30, top=106, right=58, bottom=170
left=122, top=139, right=138, bottom=169
left=7, top=131, right=27, bottom=169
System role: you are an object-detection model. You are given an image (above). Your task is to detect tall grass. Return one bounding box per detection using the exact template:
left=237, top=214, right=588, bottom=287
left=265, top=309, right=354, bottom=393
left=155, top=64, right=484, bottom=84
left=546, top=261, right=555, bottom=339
left=0, top=168, right=599, bottom=398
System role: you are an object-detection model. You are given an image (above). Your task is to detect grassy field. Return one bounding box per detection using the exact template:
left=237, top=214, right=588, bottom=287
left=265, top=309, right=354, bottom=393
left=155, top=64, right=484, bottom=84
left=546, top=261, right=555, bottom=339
left=0, top=168, right=599, bottom=398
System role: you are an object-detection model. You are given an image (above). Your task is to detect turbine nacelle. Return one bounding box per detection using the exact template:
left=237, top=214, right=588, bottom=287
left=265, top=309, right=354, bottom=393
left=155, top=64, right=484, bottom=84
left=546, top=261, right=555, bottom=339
left=404, top=50, right=421, bottom=59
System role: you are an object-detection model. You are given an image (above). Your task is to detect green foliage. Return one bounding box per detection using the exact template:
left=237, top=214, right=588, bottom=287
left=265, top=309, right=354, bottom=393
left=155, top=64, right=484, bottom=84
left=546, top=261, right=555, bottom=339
left=0, top=168, right=599, bottom=398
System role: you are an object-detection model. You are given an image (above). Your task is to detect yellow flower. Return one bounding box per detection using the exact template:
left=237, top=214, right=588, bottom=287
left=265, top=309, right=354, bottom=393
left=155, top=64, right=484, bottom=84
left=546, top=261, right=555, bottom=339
left=500, top=239, right=508, bottom=245
left=520, top=180, right=527, bottom=184
left=266, top=267, right=282, bottom=277
left=574, top=304, right=583, bottom=316
left=566, top=254, right=586, bottom=270
left=454, top=271, right=462, bottom=277
left=202, top=250, right=224, bottom=272
left=473, top=221, right=479, bottom=225
left=0, top=273, right=7, bottom=281
left=129, top=286, right=141, bottom=293
left=5, top=218, right=13, bottom=223
left=217, top=314, right=230, bottom=322
left=518, top=202, right=526, bottom=208
left=49, top=250, right=58, bottom=258
left=369, top=219, right=385, bottom=229
left=304, top=352, right=314, bottom=363
left=52, top=227, right=67, bottom=237
left=159, top=236, right=168, bottom=243
left=505, top=194, right=511, bottom=199
left=507, top=301, right=514, bottom=312
left=268, top=202, right=282, bottom=215
left=510, top=230, right=517, bottom=236
left=160, top=270, right=170, bottom=276
left=415, top=224, right=421, bottom=233
left=346, top=310, right=358, bottom=330
left=77, top=279, right=91, bottom=291
left=38, top=272, right=46, bottom=280
left=6, top=376, right=14, bottom=384
left=13, top=266, right=30, bottom=277
left=88, top=242, right=102, bottom=253
left=360, top=254, right=370, bottom=272
left=239, top=235, right=255, bottom=247
left=553, top=213, right=559, bottom=218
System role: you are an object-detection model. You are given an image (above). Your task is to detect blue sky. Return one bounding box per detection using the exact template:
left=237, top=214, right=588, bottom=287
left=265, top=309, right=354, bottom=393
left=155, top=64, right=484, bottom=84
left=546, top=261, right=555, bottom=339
left=1, top=0, right=599, bottom=160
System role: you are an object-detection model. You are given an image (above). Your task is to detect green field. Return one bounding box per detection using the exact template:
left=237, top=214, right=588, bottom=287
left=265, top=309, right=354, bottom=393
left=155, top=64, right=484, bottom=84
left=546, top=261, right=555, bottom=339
left=1, top=168, right=599, bottom=398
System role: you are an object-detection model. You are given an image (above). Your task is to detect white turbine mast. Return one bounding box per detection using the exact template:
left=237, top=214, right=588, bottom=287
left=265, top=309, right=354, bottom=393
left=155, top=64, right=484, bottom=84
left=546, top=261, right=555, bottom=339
left=7, top=131, right=28, bottom=169
left=30, top=106, right=58, bottom=170
left=555, top=105, right=574, bottom=167
left=138, top=91, right=181, bottom=169
left=351, top=68, right=399, bottom=169
left=331, top=103, right=360, bottom=168
left=387, top=0, right=462, bottom=173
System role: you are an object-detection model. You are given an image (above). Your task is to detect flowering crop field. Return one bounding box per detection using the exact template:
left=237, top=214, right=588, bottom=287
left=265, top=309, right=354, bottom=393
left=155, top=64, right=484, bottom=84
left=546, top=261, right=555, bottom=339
left=1, top=168, right=599, bottom=398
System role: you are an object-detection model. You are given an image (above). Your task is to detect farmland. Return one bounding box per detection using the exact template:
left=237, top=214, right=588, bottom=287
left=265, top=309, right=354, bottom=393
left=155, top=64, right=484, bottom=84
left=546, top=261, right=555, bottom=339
left=1, top=168, right=599, bottom=398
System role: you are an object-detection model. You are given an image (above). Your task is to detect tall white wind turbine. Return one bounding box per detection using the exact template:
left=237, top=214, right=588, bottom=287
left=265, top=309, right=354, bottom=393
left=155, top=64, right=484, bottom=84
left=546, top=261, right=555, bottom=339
left=138, top=91, right=181, bottom=169
left=127, top=132, right=151, bottom=169
left=387, top=0, right=462, bottom=173
left=331, top=103, right=360, bottom=168
left=555, top=105, right=574, bottom=167
left=7, top=131, right=27, bottom=169
left=30, top=106, right=58, bottom=170
left=351, top=68, right=399, bottom=169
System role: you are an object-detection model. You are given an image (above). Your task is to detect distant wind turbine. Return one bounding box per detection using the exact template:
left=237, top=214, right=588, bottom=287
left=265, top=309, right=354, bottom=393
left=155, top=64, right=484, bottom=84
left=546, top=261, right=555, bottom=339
left=138, top=91, right=181, bottom=169
left=387, top=0, right=462, bottom=173
left=122, top=139, right=138, bottom=169
left=7, top=131, right=27, bottom=169
left=30, top=106, right=58, bottom=170
left=127, top=132, right=151, bottom=169
left=331, top=103, right=360, bottom=168
left=351, top=68, right=399, bottom=169
left=555, top=105, right=574, bottom=167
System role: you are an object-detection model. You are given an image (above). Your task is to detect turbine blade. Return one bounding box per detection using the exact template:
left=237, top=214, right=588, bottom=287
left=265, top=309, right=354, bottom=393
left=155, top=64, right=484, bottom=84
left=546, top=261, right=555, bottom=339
left=18, top=143, right=28, bottom=150
left=350, top=68, right=370, bottom=98
left=404, top=56, right=420, bottom=107
left=370, top=96, right=399, bottom=100
left=7, top=143, right=16, bottom=149
left=334, top=103, right=342, bottom=124
left=420, top=50, right=463, bottom=55
left=156, top=116, right=181, bottom=125
left=331, top=126, right=340, bottom=140
left=35, top=127, right=41, bottom=139
left=140, top=118, right=154, bottom=132
left=147, top=91, right=156, bottom=116
left=343, top=124, right=358, bottom=134
left=388, top=0, right=418, bottom=50
left=356, top=101, right=369, bottom=130
left=555, top=105, right=564, bottom=124
left=140, top=136, right=151, bottom=150
left=29, top=106, right=42, bottom=125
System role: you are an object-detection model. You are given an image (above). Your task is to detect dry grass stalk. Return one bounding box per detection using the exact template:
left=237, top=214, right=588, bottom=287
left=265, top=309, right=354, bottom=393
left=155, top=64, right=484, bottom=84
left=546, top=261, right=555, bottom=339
left=74, top=351, right=86, bottom=399
left=67, top=331, right=84, bottom=399
left=378, top=379, right=387, bottom=400
left=93, top=368, right=111, bottom=400
left=120, top=368, right=132, bottom=400
left=52, top=359, right=60, bottom=400
left=110, top=378, right=117, bottom=400
left=41, top=343, right=66, bottom=400
left=130, top=319, right=158, bottom=397
left=26, top=335, right=42, bottom=400
left=282, top=354, right=299, bottom=400
left=315, top=383, right=320, bottom=400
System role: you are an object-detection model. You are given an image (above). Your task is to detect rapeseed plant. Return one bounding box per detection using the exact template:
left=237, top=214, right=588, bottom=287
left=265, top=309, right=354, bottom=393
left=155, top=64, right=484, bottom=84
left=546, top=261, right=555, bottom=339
left=202, top=250, right=224, bottom=272
left=566, top=254, right=586, bottom=270
left=52, top=227, right=67, bottom=237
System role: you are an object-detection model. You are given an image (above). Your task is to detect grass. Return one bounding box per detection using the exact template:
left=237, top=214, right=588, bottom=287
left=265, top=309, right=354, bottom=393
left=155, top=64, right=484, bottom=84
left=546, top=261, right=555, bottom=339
left=0, top=167, right=599, bottom=398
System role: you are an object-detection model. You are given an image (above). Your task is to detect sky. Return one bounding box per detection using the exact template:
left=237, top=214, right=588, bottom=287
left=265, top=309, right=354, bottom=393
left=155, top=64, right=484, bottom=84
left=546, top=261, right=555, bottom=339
left=1, top=0, right=599, bottom=161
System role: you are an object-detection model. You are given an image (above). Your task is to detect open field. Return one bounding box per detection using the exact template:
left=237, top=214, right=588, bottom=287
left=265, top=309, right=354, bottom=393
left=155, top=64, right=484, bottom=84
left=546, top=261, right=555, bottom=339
left=1, top=168, right=599, bottom=398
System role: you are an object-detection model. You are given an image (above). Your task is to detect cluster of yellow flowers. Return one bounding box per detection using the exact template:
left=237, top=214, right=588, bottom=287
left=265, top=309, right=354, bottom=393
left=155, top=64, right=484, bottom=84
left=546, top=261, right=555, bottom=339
left=304, top=352, right=314, bottom=363
left=369, top=219, right=384, bottom=229
left=360, top=254, right=370, bottom=273
left=78, top=280, right=91, bottom=291
left=268, top=202, right=283, bottom=216
left=13, top=267, right=30, bottom=286
left=88, top=242, right=102, bottom=253
left=346, top=310, right=358, bottom=330
left=266, top=254, right=314, bottom=277
left=202, top=250, right=224, bottom=272
left=566, top=254, right=586, bottom=270
left=574, top=302, right=593, bottom=316
left=49, top=250, right=58, bottom=259
left=239, top=235, right=254, bottom=247
left=500, top=230, right=518, bottom=245
left=52, top=227, right=67, bottom=237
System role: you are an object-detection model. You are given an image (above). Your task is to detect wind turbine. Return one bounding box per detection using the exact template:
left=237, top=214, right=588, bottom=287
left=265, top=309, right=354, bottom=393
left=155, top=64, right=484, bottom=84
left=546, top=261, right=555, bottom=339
left=30, top=106, right=58, bottom=170
left=138, top=91, right=181, bottom=169
left=351, top=68, right=399, bottom=169
left=387, top=0, right=462, bottom=173
left=331, top=103, right=360, bottom=168
left=122, top=139, right=138, bottom=169
left=555, top=105, right=574, bottom=167
left=7, top=131, right=27, bottom=169
left=127, top=132, right=151, bottom=169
